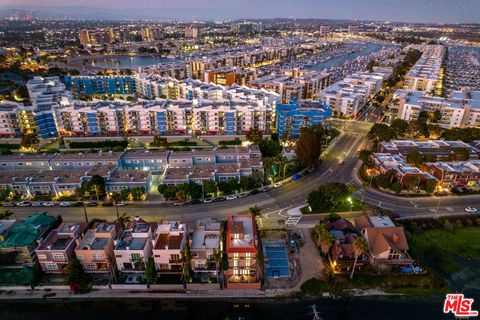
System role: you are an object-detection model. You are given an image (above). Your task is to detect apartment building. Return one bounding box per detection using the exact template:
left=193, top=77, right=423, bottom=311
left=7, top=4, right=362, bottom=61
left=64, top=76, right=136, bottom=97
left=0, top=213, right=58, bottom=269
left=120, top=149, right=169, bottom=172
left=105, top=169, right=151, bottom=194
left=378, top=140, right=480, bottom=161
left=184, top=27, right=199, bottom=39
left=225, top=214, right=260, bottom=289
left=276, top=99, right=332, bottom=138
left=36, top=223, right=87, bottom=273
left=190, top=218, right=221, bottom=276
left=0, top=153, right=54, bottom=171
left=152, top=221, right=187, bottom=273
left=404, top=45, right=445, bottom=94
left=0, top=102, right=21, bottom=137
left=392, top=89, right=480, bottom=128
left=26, top=76, right=67, bottom=106
left=75, top=222, right=119, bottom=276
left=114, top=217, right=157, bottom=273
left=422, top=160, right=480, bottom=188
left=50, top=151, right=123, bottom=170
left=371, top=152, right=438, bottom=187
left=202, top=66, right=257, bottom=86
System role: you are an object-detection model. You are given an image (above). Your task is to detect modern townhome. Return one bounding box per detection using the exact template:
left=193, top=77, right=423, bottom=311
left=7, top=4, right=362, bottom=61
left=0, top=213, right=59, bottom=269
left=422, top=160, right=480, bottom=188
left=0, top=153, right=55, bottom=171
left=114, top=217, right=157, bottom=274
left=326, top=218, right=368, bottom=273
left=36, top=223, right=87, bottom=273
left=355, top=216, right=414, bottom=267
left=152, top=221, right=187, bottom=273
left=120, top=149, right=170, bottom=173
left=75, top=222, right=119, bottom=277
left=105, top=169, right=151, bottom=194
left=190, top=218, right=221, bottom=277
left=49, top=150, right=123, bottom=170
left=225, top=214, right=260, bottom=289
left=0, top=170, right=35, bottom=196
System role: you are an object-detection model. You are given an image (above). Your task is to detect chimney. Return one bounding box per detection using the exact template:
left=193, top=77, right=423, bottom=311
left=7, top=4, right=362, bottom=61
left=392, top=233, right=399, bottom=244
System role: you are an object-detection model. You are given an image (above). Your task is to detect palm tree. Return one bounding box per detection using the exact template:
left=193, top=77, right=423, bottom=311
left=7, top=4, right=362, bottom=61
left=249, top=205, right=262, bottom=217
left=319, top=226, right=334, bottom=257
left=350, top=237, right=369, bottom=279
left=117, top=212, right=131, bottom=229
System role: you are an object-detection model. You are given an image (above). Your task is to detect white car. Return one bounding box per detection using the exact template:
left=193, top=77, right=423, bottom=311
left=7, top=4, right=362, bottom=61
left=17, top=201, right=32, bottom=207
left=115, top=201, right=125, bottom=206
left=273, top=182, right=283, bottom=189
left=174, top=202, right=182, bottom=206
left=31, top=201, right=43, bottom=207
left=226, top=194, right=238, bottom=200
left=203, top=198, right=213, bottom=204
left=43, top=201, right=56, bottom=207
left=59, top=202, right=72, bottom=207
left=465, top=207, right=478, bottom=213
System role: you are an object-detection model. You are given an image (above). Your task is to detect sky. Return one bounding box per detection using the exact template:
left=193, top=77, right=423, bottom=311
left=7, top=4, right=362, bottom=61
left=2, top=0, right=480, bottom=23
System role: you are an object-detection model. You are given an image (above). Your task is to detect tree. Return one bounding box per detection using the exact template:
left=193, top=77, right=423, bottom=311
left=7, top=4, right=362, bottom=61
left=316, top=224, right=334, bottom=257
left=359, top=150, right=373, bottom=168
left=452, top=147, right=470, bottom=161
left=307, top=183, right=350, bottom=211
left=0, top=188, right=12, bottom=202
left=259, top=139, right=281, bottom=158
left=249, top=205, right=262, bottom=216
left=324, top=213, right=341, bottom=223
left=144, top=256, right=157, bottom=284
left=63, top=257, right=91, bottom=292
left=430, top=110, right=441, bottom=123
left=295, top=125, right=325, bottom=168
left=88, top=174, right=106, bottom=199
left=0, top=210, right=14, bottom=219
left=245, top=128, right=263, bottom=145
left=406, top=150, right=424, bottom=167
left=117, top=212, right=131, bottom=229
left=20, top=131, right=39, bottom=149
left=350, top=237, right=368, bottom=279
left=406, top=120, right=428, bottom=138
left=424, top=180, right=437, bottom=194
left=203, top=180, right=217, bottom=197
left=390, top=119, right=408, bottom=136
left=403, top=176, right=420, bottom=190
left=368, top=123, right=396, bottom=142
left=151, top=135, right=167, bottom=147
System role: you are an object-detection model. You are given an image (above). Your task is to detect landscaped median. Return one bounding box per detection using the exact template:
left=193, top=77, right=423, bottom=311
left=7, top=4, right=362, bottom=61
left=301, top=182, right=364, bottom=215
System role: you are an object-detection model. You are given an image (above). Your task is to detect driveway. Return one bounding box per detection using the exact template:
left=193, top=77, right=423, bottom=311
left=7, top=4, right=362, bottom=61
left=291, top=228, right=324, bottom=291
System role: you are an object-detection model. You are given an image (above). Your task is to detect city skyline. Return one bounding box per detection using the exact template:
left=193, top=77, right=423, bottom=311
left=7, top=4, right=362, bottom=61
left=1, top=0, right=480, bottom=23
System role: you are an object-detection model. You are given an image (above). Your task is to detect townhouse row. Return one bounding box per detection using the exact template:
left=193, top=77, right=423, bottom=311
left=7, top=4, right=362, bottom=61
left=0, top=213, right=260, bottom=289
left=0, top=146, right=263, bottom=197
left=390, top=89, right=480, bottom=128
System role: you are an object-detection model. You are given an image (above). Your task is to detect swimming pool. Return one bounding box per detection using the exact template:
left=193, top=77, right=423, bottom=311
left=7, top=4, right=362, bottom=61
left=264, top=243, right=291, bottom=278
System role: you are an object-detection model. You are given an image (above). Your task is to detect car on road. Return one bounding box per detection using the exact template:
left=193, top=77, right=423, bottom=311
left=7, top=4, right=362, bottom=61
left=173, top=202, right=182, bottom=206
left=31, top=201, right=43, bottom=207
left=203, top=198, right=213, bottom=204
left=238, top=193, right=249, bottom=198
left=17, top=201, right=32, bottom=207
left=101, top=201, right=114, bottom=207
left=71, top=201, right=83, bottom=207
left=465, top=207, right=478, bottom=213
left=186, top=199, right=202, bottom=205
left=226, top=194, right=238, bottom=200
left=85, top=201, right=98, bottom=207
left=248, top=189, right=260, bottom=195
left=338, top=159, right=345, bottom=165
left=261, top=186, right=272, bottom=192
left=115, top=201, right=126, bottom=206
left=3, top=202, right=16, bottom=207
left=291, top=173, right=302, bottom=181
left=42, top=201, right=56, bottom=207
left=273, top=182, right=283, bottom=189
left=59, top=202, right=72, bottom=207
left=212, top=196, right=226, bottom=202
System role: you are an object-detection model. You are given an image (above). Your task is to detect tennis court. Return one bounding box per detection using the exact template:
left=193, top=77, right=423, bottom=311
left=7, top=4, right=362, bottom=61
left=264, top=242, right=291, bottom=278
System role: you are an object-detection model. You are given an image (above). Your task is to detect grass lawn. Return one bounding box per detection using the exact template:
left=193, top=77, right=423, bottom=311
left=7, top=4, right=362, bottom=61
left=408, top=227, right=480, bottom=276
left=301, top=199, right=363, bottom=214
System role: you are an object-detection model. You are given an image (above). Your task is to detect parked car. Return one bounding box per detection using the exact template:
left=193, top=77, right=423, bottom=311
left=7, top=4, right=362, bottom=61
left=261, top=186, right=272, bottom=192
left=226, top=194, right=238, bottom=200
left=248, top=189, right=260, bottom=195
left=59, top=202, right=72, bottom=207
left=31, top=201, right=43, bottom=207
left=187, top=199, right=202, bottom=205
left=174, top=202, right=182, bottom=206
left=17, top=201, right=32, bottom=207
left=212, top=196, right=226, bottom=202
left=203, top=198, right=213, bottom=204
left=85, top=201, right=98, bottom=207
left=291, top=173, right=302, bottom=181
left=465, top=207, right=478, bottom=213
left=238, top=193, right=249, bottom=198
left=115, top=201, right=125, bottom=206
left=71, top=201, right=83, bottom=207
left=42, top=201, right=56, bottom=207
left=273, top=182, right=283, bottom=189
left=101, top=201, right=114, bottom=207
left=3, top=202, right=16, bottom=207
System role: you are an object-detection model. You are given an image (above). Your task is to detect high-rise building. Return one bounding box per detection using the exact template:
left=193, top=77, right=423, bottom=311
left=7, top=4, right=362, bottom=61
left=78, top=29, right=91, bottom=47
left=184, top=27, right=199, bottom=39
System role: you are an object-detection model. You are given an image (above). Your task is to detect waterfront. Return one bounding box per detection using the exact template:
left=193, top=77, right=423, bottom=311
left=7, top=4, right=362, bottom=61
left=0, top=297, right=452, bottom=320
left=89, top=55, right=178, bottom=69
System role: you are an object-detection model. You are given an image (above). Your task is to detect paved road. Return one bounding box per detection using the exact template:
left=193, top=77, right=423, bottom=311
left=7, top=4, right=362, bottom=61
left=6, top=122, right=369, bottom=224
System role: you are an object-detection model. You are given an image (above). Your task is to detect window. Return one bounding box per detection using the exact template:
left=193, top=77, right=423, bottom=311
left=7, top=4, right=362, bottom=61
left=160, top=263, right=169, bottom=270
left=233, top=233, right=240, bottom=239
left=170, top=254, right=180, bottom=261
left=93, top=253, right=105, bottom=261
left=246, top=253, right=251, bottom=259
left=84, top=263, right=97, bottom=270
left=52, top=253, right=65, bottom=261
left=37, top=254, right=47, bottom=260
left=233, top=259, right=239, bottom=267
left=76, top=254, right=84, bottom=260
left=233, top=253, right=239, bottom=258
left=131, top=253, right=141, bottom=261
left=45, top=262, right=58, bottom=271
left=246, top=259, right=251, bottom=267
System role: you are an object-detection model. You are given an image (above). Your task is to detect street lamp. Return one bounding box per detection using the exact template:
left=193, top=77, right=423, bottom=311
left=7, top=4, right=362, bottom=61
left=347, top=197, right=353, bottom=212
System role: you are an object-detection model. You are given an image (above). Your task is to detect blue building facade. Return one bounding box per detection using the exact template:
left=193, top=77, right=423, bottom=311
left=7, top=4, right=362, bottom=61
left=276, top=99, right=332, bottom=138
left=65, top=76, right=136, bottom=97
left=35, top=110, right=58, bottom=139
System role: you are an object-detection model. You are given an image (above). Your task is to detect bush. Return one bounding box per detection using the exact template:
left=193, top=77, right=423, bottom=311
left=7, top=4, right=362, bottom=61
left=300, top=278, right=328, bottom=295
left=219, top=140, right=241, bottom=146
left=69, top=140, right=128, bottom=149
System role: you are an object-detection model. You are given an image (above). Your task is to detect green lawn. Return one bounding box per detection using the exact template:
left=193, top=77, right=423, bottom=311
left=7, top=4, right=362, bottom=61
left=408, top=227, right=480, bottom=276
left=301, top=199, right=363, bottom=214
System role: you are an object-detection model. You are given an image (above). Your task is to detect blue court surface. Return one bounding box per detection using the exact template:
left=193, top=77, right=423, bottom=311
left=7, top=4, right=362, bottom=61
left=264, top=243, right=291, bottom=278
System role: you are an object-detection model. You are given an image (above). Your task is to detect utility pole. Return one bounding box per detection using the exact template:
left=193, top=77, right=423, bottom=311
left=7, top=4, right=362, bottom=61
left=310, top=304, right=321, bottom=320
left=83, top=202, right=89, bottom=223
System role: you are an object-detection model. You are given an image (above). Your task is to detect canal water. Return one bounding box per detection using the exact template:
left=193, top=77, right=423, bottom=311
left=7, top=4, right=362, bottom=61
left=90, top=56, right=178, bottom=69
left=0, top=296, right=459, bottom=320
